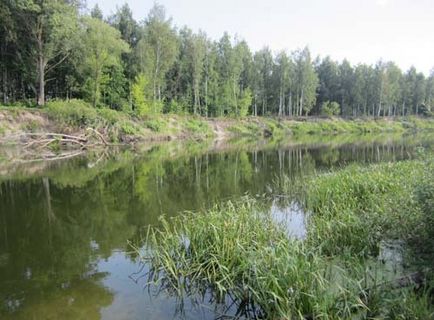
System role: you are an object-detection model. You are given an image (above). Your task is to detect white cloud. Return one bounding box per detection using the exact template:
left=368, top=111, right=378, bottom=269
left=376, top=0, right=391, bottom=7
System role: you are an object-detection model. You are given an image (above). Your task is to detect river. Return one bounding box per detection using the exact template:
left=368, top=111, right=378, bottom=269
left=0, top=133, right=433, bottom=319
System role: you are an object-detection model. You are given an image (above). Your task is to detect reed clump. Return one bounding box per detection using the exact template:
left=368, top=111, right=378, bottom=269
left=139, top=200, right=366, bottom=319
left=136, top=154, right=434, bottom=319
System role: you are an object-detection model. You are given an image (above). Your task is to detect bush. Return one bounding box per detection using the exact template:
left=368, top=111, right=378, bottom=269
left=97, top=107, right=124, bottom=125
left=321, top=101, right=340, bottom=116
left=144, top=118, right=166, bottom=132
left=45, top=99, right=98, bottom=127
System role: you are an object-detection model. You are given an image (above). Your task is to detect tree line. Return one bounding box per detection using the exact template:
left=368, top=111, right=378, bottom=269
left=1, top=1, right=433, bottom=117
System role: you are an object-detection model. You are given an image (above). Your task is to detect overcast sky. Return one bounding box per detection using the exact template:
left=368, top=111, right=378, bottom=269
left=87, top=0, right=434, bottom=75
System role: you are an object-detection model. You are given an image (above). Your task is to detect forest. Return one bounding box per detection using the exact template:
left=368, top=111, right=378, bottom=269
left=1, top=0, right=433, bottom=118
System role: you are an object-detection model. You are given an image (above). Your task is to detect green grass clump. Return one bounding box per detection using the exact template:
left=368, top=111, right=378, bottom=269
left=139, top=200, right=366, bottom=319
left=45, top=99, right=98, bottom=127
left=304, top=160, right=425, bottom=257
left=184, top=117, right=212, bottom=136
left=144, top=117, right=168, bottom=132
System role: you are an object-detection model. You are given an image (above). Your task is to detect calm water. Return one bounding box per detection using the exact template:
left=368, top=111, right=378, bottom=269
left=0, top=134, right=433, bottom=320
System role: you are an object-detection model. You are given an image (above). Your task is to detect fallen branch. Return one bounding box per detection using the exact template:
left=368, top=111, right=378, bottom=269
left=86, top=128, right=108, bottom=146
left=3, top=132, right=88, bottom=143
left=12, top=151, right=86, bottom=163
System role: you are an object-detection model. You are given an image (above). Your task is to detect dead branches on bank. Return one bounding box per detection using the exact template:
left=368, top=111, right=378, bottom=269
left=1, top=127, right=118, bottom=151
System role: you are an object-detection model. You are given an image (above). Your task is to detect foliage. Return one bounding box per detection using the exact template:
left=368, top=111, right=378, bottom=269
left=321, top=101, right=340, bottom=116
left=81, top=17, right=130, bottom=107
left=46, top=99, right=98, bottom=127
left=132, top=73, right=153, bottom=116
left=238, top=88, right=253, bottom=117
left=1, top=2, right=433, bottom=117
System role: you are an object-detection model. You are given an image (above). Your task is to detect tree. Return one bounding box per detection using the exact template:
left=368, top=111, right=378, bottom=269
left=383, top=62, right=402, bottom=116
left=275, top=51, right=291, bottom=116
left=293, top=47, right=318, bottom=116
left=315, top=57, right=339, bottom=115
left=252, top=47, right=274, bottom=116
left=90, top=4, right=103, bottom=20
left=135, top=4, right=178, bottom=109
left=0, top=1, right=17, bottom=103
left=352, top=64, right=369, bottom=116
left=16, top=0, right=81, bottom=106
left=425, top=70, right=434, bottom=113
left=132, top=73, right=153, bottom=115
left=109, top=4, right=140, bottom=82
left=81, top=17, right=130, bottom=107
left=239, top=88, right=253, bottom=117
left=338, top=59, right=354, bottom=116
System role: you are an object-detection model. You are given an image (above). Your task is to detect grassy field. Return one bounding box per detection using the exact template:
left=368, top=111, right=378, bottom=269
left=136, top=152, right=434, bottom=319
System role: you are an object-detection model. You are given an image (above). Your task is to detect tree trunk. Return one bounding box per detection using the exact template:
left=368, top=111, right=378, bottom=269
left=288, top=92, right=292, bottom=117
left=2, top=67, right=7, bottom=104
left=278, top=89, right=283, bottom=116
left=299, top=89, right=304, bottom=117
left=36, top=19, right=46, bottom=106
left=37, top=55, right=45, bottom=106
left=1, top=42, right=7, bottom=104
left=205, top=73, right=208, bottom=117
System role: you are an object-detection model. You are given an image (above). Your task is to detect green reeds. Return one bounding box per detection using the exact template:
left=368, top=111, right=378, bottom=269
left=136, top=154, right=434, bottom=319
left=138, top=200, right=368, bottom=319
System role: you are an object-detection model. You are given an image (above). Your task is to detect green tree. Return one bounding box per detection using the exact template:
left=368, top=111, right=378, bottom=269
left=135, top=4, right=178, bottom=109
left=81, top=17, right=129, bottom=107
left=252, top=47, right=274, bottom=116
left=132, top=73, right=153, bottom=115
left=90, top=4, right=104, bottom=20
left=17, top=0, right=80, bottom=105
left=425, top=70, right=434, bottom=113
left=315, top=57, right=340, bottom=114
left=338, top=59, right=354, bottom=116
left=293, top=47, right=318, bottom=116
left=239, top=88, right=253, bottom=117
left=275, top=51, right=291, bottom=116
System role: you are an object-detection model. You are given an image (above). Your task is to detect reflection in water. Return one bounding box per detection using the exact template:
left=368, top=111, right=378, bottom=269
left=271, top=201, right=307, bottom=239
left=0, top=134, right=433, bottom=319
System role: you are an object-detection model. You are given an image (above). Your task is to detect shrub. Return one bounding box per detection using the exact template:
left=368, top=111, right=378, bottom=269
left=97, top=107, right=124, bottom=125
left=144, top=118, right=166, bottom=132
left=321, top=101, right=340, bottom=116
left=45, top=99, right=97, bottom=127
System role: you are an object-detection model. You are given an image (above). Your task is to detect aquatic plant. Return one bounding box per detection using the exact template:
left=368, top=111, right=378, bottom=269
left=136, top=199, right=367, bottom=319
left=136, top=153, right=434, bottom=319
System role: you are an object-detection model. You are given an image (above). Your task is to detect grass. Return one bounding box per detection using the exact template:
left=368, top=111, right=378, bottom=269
left=302, top=159, right=426, bottom=257
left=136, top=152, right=434, bottom=319
left=224, top=117, right=434, bottom=139
left=136, top=200, right=367, bottom=319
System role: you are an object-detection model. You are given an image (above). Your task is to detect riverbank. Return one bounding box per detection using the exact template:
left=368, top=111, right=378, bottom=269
left=138, top=153, right=434, bottom=319
left=1, top=101, right=434, bottom=147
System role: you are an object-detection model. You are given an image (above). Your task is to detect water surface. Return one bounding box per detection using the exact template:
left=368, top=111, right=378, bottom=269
left=0, top=134, right=432, bottom=319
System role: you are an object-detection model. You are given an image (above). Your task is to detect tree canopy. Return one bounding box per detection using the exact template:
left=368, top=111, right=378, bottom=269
left=0, top=2, right=432, bottom=117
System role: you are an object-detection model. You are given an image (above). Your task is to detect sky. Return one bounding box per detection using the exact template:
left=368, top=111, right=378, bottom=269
left=87, top=0, right=434, bottom=75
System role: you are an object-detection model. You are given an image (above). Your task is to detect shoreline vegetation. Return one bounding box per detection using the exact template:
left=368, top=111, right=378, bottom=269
left=135, top=152, right=434, bottom=319
left=1, top=100, right=434, bottom=148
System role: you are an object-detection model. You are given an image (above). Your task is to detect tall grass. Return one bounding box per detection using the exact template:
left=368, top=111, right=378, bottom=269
left=137, top=200, right=367, bottom=319
left=303, top=160, right=426, bottom=257
left=136, top=153, right=434, bottom=319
